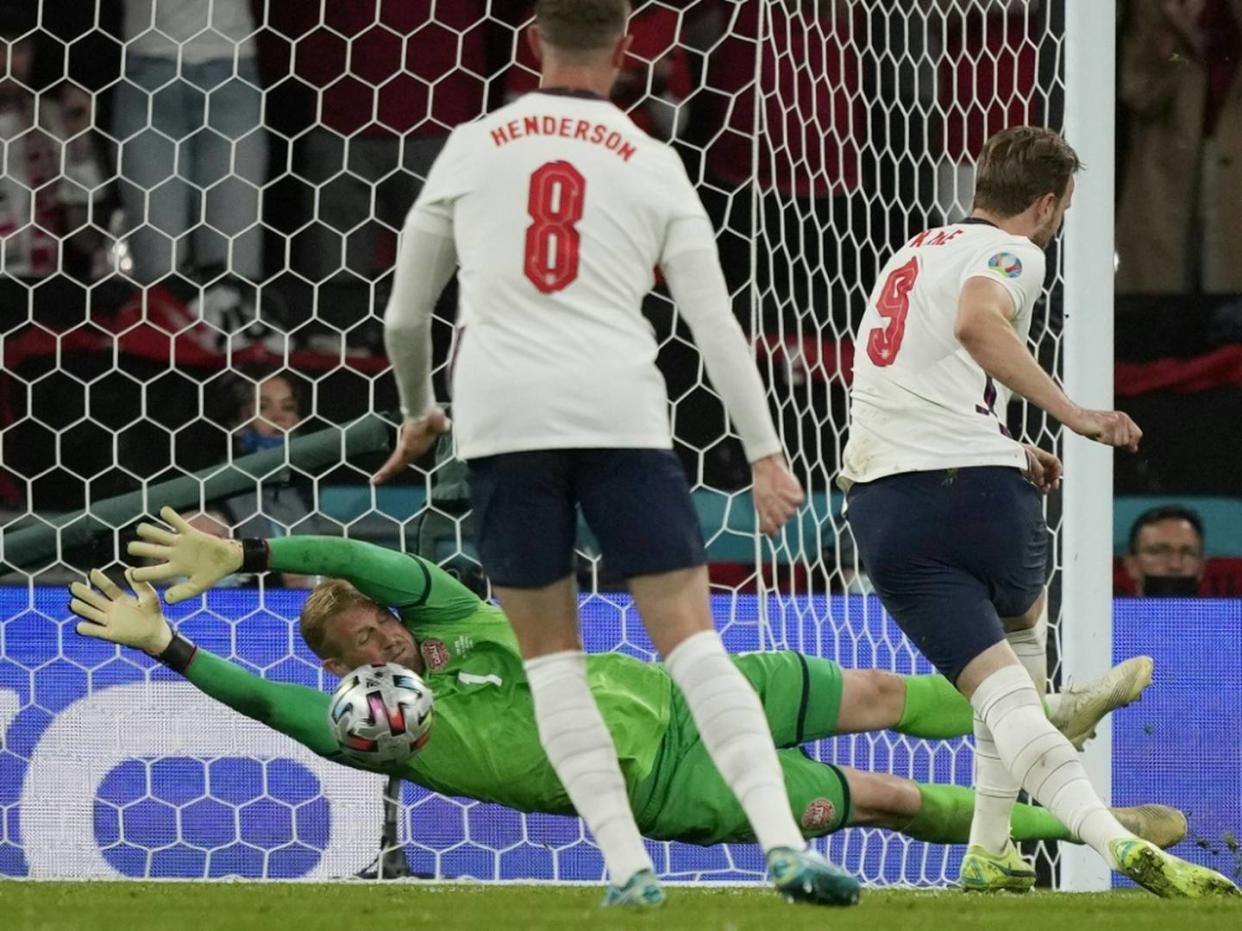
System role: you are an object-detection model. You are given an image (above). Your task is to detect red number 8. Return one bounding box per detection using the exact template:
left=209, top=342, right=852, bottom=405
left=524, top=160, right=586, bottom=294
left=866, top=255, right=919, bottom=367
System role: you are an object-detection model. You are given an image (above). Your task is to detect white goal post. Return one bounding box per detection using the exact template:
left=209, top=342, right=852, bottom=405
left=1060, top=0, right=1117, bottom=894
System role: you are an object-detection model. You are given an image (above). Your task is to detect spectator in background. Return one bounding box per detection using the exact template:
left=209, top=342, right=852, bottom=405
left=215, top=370, right=333, bottom=580
left=1124, top=505, right=1207, bottom=596
left=1117, top=0, right=1242, bottom=294
left=280, top=1, right=489, bottom=283
left=0, top=12, right=109, bottom=290
left=113, top=0, right=266, bottom=285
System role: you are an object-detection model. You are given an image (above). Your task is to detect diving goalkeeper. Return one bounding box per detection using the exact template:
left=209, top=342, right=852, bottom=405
left=65, top=510, right=1181, bottom=854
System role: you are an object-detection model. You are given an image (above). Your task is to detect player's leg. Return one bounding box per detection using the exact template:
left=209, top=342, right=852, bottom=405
left=841, top=769, right=1187, bottom=849
left=578, top=449, right=857, bottom=905
left=847, top=469, right=1034, bottom=881
left=836, top=667, right=1156, bottom=746
left=831, top=660, right=1153, bottom=742
left=834, top=667, right=968, bottom=737
left=638, top=739, right=852, bottom=847
left=469, top=451, right=658, bottom=902
left=950, top=472, right=1128, bottom=875
left=954, top=474, right=1237, bottom=897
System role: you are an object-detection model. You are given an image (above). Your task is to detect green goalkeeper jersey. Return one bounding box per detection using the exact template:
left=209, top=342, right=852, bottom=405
left=183, top=536, right=672, bottom=817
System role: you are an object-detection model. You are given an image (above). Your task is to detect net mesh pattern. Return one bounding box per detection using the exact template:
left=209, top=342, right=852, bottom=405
left=0, top=0, right=1074, bottom=883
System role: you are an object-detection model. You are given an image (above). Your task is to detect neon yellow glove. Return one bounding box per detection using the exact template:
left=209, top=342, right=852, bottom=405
left=69, top=568, right=174, bottom=654
left=127, top=505, right=244, bottom=603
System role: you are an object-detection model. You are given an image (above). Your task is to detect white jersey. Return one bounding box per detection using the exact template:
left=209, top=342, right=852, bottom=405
left=407, top=90, right=717, bottom=460
left=840, top=221, right=1045, bottom=485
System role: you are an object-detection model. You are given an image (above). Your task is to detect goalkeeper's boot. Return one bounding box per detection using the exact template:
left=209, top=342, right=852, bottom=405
left=601, top=869, right=665, bottom=908
left=1111, top=837, right=1241, bottom=898
left=1048, top=656, right=1153, bottom=750
left=1113, top=804, right=1188, bottom=849
left=767, top=846, right=861, bottom=906
left=958, top=841, right=1036, bottom=893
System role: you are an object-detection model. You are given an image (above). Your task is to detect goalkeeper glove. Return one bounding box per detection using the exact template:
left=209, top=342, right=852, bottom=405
left=69, top=568, right=174, bottom=654
left=127, top=505, right=245, bottom=602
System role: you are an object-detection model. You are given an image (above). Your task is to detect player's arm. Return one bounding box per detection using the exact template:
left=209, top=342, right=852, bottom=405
left=659, top=206, right=804, bottom=534
left=371, top=140, right=462, bottom=485
left=67, top=570, right=373, bottom=771
left=128, top=506, right=482, bottom=619
left=955, top=277, right=1142, bottom=451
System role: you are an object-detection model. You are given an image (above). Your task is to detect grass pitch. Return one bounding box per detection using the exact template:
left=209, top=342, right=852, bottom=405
left=1, top=882, right=1238, bottom=931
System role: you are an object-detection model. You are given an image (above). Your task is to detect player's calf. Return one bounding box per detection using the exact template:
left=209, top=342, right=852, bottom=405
left=835, top=768, right=921, bottom=828
left=835, top=668, right=910, bottom=733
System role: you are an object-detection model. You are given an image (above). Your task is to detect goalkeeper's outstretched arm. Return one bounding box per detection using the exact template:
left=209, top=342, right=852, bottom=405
left=68, top=570, right=367, bottom=769
left=128, top=506, right=480, bottom=620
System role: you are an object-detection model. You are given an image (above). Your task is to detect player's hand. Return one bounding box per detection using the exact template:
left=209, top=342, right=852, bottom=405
left=1023, top=444, right=1063, bottom=495
left=69, top=568, right=174, bottom=655
left=1064, top=407, right=1143, bottom=452
left=370, top=409, right=452, bottom=486
left=751, top=454, right=805, bottom=536
left=127, top=505, right=244, bottom=603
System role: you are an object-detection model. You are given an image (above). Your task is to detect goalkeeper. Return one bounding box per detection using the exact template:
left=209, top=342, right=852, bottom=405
left=66, top=509, right=1181, bottom=850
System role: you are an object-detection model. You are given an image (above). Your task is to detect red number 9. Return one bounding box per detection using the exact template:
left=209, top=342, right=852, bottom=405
left=866, top=255, right=919, bottom=367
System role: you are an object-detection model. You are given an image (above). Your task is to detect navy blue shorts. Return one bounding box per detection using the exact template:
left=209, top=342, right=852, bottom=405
left=846, top=466, right=1049, bottom=684
left=467, top=449, right=708, bottom=588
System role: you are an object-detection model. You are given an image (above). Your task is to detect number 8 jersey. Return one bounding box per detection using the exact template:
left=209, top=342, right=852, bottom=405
left=840, top=220, right=1046, bottom=487
left=406, top=89, right=713, bottom=460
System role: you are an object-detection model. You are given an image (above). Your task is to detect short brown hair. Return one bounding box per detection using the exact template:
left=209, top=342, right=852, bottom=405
left=535, top=0, right=630, bottom=52
left=973, top=127, right=1083, bottom=217
left=300, top=579, right=383, bottom=659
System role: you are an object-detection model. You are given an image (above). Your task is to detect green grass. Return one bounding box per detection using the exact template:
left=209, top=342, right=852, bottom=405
left=1, top=883, right=1239, bottom=931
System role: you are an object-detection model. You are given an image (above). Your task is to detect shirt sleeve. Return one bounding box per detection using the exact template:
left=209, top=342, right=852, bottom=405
left=182, top=649, right=341, bottom=759
left=657, top=150, right=715, bottom=264
left=383, top=222, right=458, bottom=418
left=404, top=128, right=466, bottom=239
left=267, top=537, right=482, bottom=622
left=182, top=648, right=403, bottom=776
left=960, top=240, right=1046, bottom=321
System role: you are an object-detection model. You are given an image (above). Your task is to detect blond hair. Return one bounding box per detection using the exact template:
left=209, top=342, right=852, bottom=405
left=973, top=127, right=1083, bottom=217
left=299, top=579, right=384, bottom=659
left=535, top=0, right=630, bottom=52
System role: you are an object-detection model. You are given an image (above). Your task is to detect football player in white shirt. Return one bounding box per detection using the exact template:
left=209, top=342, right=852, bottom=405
left=842, top=127, right=1237, bottom=898
left=370, top=0, right=858, bottom=909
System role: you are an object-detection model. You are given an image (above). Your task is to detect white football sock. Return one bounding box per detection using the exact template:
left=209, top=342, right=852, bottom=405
left=1005, top=603, right=1048, bottom=697
left=524, top=650, right=653, bottom=884
left=968, top=714, right=1020, bottom=855
left=664, top=630, right=804, bottom=853
left=973, top=665, right=1135, bottom=868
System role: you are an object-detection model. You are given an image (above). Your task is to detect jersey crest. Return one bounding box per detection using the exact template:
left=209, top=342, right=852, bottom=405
left=802, top=797, right=837, bottom=831
left=420, top=639, right=451, bottom=673
left=986, top=252, right=1023, bottom=279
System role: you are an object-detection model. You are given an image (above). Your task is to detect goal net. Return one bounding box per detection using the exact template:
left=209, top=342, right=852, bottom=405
left=0, top=0, right=1079, bottom=884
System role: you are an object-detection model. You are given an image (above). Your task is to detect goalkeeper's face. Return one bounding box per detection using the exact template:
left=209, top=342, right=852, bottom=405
left=320, top=604, right=422, bottom=678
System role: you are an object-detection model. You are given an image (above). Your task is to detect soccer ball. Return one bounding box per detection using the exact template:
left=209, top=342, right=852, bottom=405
left=328, top=662, right=434, bottom=766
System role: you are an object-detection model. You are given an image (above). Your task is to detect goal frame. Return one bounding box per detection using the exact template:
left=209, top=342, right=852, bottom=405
left=1060, top=0, right=1117, bottom=894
